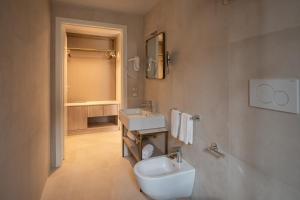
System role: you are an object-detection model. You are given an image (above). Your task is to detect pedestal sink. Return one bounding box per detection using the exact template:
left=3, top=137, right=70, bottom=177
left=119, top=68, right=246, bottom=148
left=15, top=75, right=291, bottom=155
left=119, top=108, right=166, bottom=131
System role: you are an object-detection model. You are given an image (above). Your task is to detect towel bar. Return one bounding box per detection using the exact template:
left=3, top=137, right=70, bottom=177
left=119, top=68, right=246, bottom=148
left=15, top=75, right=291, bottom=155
left=170, top=108, right=200, bottom=121
left=190, top=115, right=200, bottom=121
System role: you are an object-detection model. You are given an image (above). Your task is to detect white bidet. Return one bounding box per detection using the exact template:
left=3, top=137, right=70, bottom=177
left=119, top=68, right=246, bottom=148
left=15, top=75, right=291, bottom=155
left=134, top=156, right=195, bottom=200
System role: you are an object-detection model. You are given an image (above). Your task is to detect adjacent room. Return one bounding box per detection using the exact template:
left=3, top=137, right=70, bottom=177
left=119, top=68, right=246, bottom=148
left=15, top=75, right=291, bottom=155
left=66, top=32, right=119, bottom=132
left=1, top=0, right=300, bottom=200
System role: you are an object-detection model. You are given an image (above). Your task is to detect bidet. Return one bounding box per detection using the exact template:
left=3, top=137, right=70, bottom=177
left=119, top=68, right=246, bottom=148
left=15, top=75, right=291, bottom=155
left=134, top=156, right=195, bottom=200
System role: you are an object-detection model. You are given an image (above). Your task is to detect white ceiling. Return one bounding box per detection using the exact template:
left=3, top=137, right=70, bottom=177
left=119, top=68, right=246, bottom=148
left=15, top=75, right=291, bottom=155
left=53, top=0, right=160, bottom=15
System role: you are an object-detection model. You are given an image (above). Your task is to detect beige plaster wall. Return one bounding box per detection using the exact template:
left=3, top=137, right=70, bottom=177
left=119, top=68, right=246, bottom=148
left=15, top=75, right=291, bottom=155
left=0, top=0, right=51, bottom=199
left=144, top=0, right=300, bottom=199
left=52, top=1, right=145, bottom=107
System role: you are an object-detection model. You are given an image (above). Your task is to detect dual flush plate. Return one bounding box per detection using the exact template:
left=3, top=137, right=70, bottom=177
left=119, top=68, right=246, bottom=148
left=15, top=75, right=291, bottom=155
left=250, top=79, right=300, bottom=114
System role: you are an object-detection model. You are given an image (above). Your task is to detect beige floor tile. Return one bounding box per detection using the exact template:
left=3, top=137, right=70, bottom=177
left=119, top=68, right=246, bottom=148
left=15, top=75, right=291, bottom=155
left=41, top=131, right=149, bottom=200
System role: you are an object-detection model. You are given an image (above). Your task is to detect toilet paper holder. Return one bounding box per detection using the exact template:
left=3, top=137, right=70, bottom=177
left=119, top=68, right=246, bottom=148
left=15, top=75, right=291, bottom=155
left=206, top=143, right=225, bottom=158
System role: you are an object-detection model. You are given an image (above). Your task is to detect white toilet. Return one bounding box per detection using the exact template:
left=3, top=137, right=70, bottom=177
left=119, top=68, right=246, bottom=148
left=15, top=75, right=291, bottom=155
left=134, top=156, right=195, bottom=200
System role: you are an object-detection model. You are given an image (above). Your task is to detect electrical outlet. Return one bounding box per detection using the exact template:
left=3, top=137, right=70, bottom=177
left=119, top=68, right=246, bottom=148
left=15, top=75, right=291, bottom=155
left=132, top=87, right=138, bottom=97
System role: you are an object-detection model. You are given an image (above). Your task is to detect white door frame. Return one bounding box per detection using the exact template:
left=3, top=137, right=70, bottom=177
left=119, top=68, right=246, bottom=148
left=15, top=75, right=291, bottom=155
left=54, top=17, right=127, bottom=167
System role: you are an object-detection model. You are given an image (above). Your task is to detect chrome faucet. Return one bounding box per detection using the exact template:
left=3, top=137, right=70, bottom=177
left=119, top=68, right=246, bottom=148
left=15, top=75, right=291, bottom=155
left=167, top=147, right=182, bottom=163
left=141, top=100, right=153, bottom=112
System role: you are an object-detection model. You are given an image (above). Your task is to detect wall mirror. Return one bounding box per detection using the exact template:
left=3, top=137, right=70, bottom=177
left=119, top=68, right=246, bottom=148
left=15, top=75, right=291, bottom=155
left=146, top=32, right=166, bottom=79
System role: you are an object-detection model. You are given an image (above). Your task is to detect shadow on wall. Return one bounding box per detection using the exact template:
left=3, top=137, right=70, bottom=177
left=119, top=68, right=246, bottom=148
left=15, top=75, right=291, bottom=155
left=183, top=198, right=222, bottom=200
left=199, top=198, right=222, bottom=200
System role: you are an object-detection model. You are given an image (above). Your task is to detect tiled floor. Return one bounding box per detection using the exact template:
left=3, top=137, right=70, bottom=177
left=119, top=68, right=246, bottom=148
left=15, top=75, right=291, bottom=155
left=41, top=131, right=148, bottom=200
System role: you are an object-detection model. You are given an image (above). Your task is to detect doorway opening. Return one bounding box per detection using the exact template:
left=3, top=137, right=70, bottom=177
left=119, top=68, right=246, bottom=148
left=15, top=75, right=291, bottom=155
left=53, top=18, right=127, bottom=168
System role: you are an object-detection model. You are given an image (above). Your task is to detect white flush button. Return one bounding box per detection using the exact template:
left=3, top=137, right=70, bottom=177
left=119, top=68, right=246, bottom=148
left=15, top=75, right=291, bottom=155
left=273, top=90, right=289, bottom=106
left=256, top=84, right=273, bottom=104
left=250, top=79, right=299, bottom=114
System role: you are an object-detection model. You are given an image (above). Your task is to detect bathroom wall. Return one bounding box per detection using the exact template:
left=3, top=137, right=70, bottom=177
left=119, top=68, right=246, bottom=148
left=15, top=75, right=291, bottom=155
left=52, top=1, right=145, bottom=107
left=0, top=0, right=50, bottom=199
left=67, top=36, right=116, bottom=102
left=144, top=0, right=300, bottom=199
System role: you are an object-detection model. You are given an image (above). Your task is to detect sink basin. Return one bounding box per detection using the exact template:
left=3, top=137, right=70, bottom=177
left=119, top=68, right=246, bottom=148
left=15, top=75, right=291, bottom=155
left=119, top=108, right=166, bottom=131
left=134, top=156, right=195, bottom=200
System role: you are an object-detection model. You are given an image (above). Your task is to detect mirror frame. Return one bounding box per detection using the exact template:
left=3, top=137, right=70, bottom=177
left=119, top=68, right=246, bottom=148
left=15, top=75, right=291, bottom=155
left=145, top=32, right=166, bottom=79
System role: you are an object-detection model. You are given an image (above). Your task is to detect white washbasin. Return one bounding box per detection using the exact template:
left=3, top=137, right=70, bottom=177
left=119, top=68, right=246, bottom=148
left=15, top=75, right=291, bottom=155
left=134, top=156, right=195, bottom=200
left=119, top=108, right=166, bottom=131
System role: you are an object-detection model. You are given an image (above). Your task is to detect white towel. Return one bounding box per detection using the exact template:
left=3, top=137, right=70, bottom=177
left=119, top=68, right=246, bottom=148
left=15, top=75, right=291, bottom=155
left=142, top=144, right=154, bottom=160
left=179, top=113, right=193, bottom=144
left=171, top=109, right=181, bottom=138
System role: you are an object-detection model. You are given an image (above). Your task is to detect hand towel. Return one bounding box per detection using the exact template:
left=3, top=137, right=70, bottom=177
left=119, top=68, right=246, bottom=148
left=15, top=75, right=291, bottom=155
left=171, top=109, right=181, bottom=138
left=179, top=113, right=194, bottom=144
left=142, top=144, right=154, bottom=160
